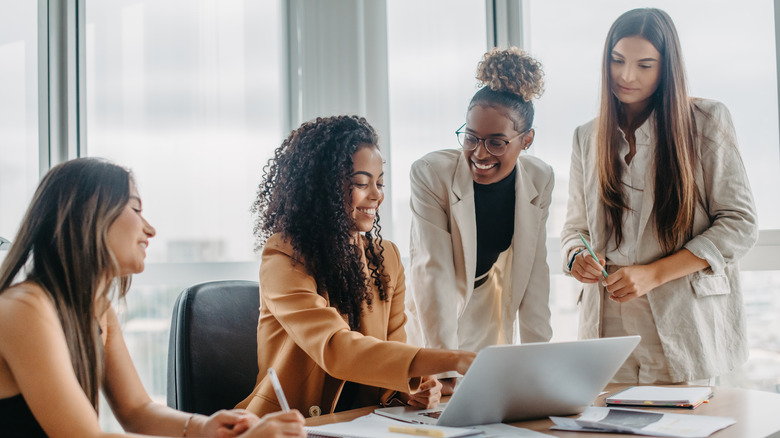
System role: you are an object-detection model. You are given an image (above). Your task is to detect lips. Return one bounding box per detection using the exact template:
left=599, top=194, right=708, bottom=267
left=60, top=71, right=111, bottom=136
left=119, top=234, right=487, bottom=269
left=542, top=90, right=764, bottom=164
left=356, top=207, right=376, bottom=217
left=471, top=160, right=497, bottom=171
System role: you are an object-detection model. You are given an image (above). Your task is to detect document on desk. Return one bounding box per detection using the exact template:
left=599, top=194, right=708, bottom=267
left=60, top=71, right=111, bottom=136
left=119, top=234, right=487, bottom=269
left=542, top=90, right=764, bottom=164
left=605, top=386, right=713, bottom=408
left=306, top=413, right=482, bottom=438
left=549, top=406, right=735, bottom=438
left=305, top=414, right=554, bottom=438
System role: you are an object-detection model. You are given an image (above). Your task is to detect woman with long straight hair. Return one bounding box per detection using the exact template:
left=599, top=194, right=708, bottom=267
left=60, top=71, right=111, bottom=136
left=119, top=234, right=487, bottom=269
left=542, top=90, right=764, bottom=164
left=562, top=8, right=758, bottom=384
left=0, top=158, right=305, bottom=437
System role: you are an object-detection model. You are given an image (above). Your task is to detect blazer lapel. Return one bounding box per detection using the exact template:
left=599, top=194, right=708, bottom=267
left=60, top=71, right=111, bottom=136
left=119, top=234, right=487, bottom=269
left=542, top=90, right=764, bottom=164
left=507, top=159, right=542, bottom=312
left=451, top=153, right=477, bottom=307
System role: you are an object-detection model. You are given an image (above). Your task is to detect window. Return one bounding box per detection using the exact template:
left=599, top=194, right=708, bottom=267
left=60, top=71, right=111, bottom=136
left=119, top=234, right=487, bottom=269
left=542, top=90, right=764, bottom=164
left=85, top=0, right=281, bottom=429
left=0, top=0, right=38, bottom=258
left=387, top=0, right=488, bottom=257
left=524, top=0, right=780, bottom=391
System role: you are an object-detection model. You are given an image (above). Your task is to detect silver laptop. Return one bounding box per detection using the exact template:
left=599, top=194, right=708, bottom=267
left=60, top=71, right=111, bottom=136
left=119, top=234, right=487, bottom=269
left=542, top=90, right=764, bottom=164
left=375, top=336, right=640, bottom=427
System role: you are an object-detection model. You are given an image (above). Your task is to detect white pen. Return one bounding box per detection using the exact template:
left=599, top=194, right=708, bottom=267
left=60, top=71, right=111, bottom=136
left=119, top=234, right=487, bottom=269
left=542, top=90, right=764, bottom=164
left=267, top=367, right=290, bottom=412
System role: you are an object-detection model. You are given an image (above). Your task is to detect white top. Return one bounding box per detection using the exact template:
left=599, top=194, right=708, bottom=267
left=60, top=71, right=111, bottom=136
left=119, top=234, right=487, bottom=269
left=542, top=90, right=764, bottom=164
left=606, top=117, right=654, bottom=266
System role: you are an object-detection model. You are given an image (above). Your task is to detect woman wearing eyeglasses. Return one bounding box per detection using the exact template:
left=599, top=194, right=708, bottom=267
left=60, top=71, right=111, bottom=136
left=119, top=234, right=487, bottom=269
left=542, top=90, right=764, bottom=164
left=406, top=47, right=553, bottom=394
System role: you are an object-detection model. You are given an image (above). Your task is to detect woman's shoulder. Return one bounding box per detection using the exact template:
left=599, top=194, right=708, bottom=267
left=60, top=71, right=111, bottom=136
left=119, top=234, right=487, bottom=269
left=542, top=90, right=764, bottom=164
left=411, top=149, right=462, bottom=173
left=0, top=282, right=54, bottom=313
left=518, top=154, right=553, bottom=176
left=574, top=117, right=598, bottom=137
left=263, top=233, right=295, bottom=256
left=691, top=97, right=729, bottom=116
left=0, top=283, right=59, bottom=336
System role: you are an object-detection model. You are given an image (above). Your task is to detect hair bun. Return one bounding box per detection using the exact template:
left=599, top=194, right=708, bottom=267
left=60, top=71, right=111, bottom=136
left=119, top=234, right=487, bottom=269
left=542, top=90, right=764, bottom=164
left=476, top=46, right=544, bottom=102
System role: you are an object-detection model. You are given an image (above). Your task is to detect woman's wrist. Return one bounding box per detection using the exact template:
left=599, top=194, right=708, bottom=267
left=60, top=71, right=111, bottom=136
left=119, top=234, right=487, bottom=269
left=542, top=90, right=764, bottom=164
left=567, top=247, right=586, bottom=271
left=183, top=413, right=206, bottom=437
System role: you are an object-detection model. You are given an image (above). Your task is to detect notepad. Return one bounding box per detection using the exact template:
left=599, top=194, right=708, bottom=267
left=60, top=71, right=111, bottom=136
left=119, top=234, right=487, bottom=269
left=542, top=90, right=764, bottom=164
left=605, top=386, right=713, bottom=409
left=306, top=413, right=483, bottom=438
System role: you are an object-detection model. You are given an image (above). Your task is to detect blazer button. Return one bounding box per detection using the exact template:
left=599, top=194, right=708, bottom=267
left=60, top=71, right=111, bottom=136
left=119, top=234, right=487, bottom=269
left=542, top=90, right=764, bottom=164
left=309, top=406, right=321, bottom=417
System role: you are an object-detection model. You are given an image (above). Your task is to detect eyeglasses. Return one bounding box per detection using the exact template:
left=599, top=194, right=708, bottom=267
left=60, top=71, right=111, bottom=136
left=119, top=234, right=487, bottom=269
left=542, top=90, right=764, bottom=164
left=455, top=123, right=527, bottom=157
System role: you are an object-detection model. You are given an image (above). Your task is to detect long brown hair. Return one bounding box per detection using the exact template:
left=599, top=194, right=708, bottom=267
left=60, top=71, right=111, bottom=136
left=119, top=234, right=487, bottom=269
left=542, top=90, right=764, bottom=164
left=0, top=158, right=133, bottom=410
left=597, top=8, right=698, bottom=255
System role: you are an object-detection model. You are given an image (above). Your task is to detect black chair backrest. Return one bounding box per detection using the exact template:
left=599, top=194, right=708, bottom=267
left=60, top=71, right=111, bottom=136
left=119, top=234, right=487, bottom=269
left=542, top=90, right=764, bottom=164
left=166, top=280, right=260, bottom=415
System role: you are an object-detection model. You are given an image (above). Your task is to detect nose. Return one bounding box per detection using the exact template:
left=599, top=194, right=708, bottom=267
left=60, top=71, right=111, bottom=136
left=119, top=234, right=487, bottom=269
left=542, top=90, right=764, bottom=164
left=620, top=64, right=635, bottom=83
left=368, top=183, right=381, bottom=200
left=143, top=218, right=156, bottom=238
left=473, top=140, right=491, bottom=159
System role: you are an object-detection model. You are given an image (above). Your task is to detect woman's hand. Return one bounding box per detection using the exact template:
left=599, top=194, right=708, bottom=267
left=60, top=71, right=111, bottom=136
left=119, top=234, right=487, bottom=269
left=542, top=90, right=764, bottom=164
left=232, top=410, right=306, bottom=438
left=571, top=250, right=607, bottom=284
left=454, top=350, right=476, bottom=376
left=405, top=376, right=443, bottom=409
left=605, top=265, right=661, bottom=303
left=190, top=409, right=259, bottom=437
left=438, top=378, right=456, bottom=396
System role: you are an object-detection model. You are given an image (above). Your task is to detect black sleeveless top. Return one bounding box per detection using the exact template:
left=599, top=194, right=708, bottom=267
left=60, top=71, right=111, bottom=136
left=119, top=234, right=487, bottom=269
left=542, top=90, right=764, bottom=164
left=0, top=393, right=48, bottom=437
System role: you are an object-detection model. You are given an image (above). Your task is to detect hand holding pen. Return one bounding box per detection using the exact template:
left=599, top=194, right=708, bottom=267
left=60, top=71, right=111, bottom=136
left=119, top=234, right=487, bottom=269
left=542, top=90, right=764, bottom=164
left=570, top=233, right=608, bottom=284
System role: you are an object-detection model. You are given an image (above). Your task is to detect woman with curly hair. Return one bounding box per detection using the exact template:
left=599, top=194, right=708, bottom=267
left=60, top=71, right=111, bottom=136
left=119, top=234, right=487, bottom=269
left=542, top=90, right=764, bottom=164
left=236, top=115, right=475, bottom=418
left=563, top=8, right=757, bottom=383
left=0, top=158, right=305, bottom=437
left=405, top=47, right=554, bottom=394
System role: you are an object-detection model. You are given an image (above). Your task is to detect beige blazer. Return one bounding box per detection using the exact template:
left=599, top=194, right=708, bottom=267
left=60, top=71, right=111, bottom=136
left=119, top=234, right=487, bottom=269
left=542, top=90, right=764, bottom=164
left=236, top=234, right=421, bottom=417
left=405, top=149, right=554, bottom=353
left=561, top=98, right=758, bottom=381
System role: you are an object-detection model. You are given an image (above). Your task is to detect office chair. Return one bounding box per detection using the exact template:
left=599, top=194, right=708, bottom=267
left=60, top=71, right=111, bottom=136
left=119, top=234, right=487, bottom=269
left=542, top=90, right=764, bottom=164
left=166, top=280, right=260, bottom=415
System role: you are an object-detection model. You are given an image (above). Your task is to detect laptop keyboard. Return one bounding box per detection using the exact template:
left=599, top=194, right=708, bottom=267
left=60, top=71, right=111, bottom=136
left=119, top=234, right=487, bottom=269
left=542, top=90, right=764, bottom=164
left=418, top=411, right=442, bottom=419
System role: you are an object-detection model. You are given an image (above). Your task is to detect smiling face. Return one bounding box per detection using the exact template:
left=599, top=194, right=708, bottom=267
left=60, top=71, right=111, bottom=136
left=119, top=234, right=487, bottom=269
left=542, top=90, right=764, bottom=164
left=610, top=36, right=662, bottom=119
left=463, top=105, right=533, bottom=185
left=348, top=145, right=384, bottom=234
left=106, top=183, right=156, bottom=276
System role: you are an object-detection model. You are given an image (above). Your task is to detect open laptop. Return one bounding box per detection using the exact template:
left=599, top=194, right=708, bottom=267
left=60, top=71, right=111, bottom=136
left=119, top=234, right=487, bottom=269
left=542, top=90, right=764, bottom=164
left=375, top=336, right=640, bottom=427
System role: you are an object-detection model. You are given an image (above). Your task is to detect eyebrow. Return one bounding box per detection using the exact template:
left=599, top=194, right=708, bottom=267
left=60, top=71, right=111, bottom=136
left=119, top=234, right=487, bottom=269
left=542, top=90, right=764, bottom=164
left=465, top=127, right=509, bottom=138
left=129, top=195, right=143, bottom=207
left=611, top=50, right=658, bottom=63
left=351, top=171, right=385, bottom=178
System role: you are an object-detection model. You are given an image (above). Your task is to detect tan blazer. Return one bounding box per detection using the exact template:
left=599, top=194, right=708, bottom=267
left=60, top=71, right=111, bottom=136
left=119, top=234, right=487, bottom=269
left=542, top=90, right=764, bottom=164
left=236, top=234, right=421, bottom=417
left=561, top=98, right=758, bottom=381
left=405, top=149, right=554, bottom=353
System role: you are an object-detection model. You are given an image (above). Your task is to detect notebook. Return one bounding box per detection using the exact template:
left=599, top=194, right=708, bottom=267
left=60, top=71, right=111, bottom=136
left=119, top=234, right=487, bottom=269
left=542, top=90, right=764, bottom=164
left=306, top=413, right=483, bottom=438
left=605, top=386, right=713, bottom=409
left=375, top=336, right=640, bottom=427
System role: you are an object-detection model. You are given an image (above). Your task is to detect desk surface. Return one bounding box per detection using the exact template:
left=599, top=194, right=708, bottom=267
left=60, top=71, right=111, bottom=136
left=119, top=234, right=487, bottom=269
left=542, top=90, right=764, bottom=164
left=305, top=384, right=780, bottom=437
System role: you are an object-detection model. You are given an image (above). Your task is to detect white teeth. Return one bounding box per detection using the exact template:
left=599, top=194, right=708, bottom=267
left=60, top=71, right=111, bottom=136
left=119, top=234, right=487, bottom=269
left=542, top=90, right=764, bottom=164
left=358, top=208, right=376, bottom=215
left=473, top=162, right=496, bottom=170
left=140, top=242, right=147, bottom=249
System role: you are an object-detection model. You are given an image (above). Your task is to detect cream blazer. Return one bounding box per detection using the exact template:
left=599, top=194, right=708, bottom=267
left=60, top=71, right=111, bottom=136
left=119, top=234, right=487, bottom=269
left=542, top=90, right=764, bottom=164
left=561, top=99, right=758, bottom=381
left=405, top=149, right=554, bottom=353
left=236, top=234, right=421, bottom=417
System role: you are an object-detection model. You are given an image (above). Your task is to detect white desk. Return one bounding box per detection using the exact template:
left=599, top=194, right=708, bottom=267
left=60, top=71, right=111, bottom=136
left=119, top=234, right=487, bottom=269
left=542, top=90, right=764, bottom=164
left=306, top=384, right=780, bottom=437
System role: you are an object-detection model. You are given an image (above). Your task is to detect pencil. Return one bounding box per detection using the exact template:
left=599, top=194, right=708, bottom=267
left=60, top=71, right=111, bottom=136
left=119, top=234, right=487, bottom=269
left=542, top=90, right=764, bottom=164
left=579, top=233, right=609, bottom=278
left=267, top=368, right=290, bottom=412
left=388, top=425, right=447, bottom=438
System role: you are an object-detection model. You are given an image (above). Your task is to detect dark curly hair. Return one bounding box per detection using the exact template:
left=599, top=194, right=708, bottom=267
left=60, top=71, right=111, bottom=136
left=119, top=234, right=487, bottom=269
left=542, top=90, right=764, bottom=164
left=252, top=115, right=389, bottom=330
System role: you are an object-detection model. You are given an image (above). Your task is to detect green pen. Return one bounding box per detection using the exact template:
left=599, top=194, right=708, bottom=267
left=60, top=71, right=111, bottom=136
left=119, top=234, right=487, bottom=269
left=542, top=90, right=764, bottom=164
left=578, top=233, right=609, bottom=278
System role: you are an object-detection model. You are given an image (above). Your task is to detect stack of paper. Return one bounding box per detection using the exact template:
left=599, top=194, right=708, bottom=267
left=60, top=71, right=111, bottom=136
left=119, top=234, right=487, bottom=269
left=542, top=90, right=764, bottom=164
left=605, top=386, right=713, bottom=409
left=550, top=406, right=735, bottom=438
